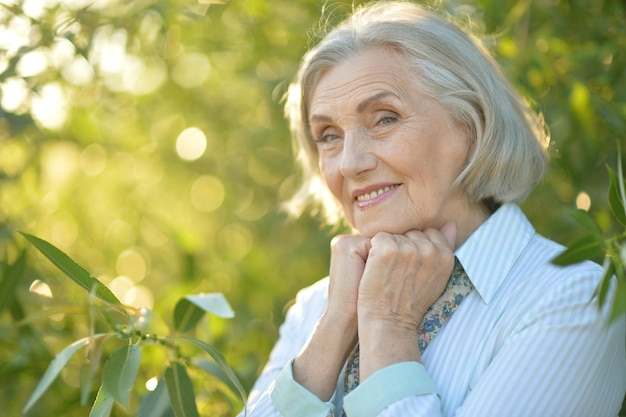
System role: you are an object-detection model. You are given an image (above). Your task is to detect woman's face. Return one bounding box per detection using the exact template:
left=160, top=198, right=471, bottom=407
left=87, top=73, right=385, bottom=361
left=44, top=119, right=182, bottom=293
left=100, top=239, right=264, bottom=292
left=309, top=47, right=476, bottom=238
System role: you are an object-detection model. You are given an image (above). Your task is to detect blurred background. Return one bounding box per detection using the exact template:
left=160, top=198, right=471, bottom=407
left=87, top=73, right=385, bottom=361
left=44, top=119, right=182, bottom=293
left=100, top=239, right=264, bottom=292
left=0, top=0, right=624, bottom=415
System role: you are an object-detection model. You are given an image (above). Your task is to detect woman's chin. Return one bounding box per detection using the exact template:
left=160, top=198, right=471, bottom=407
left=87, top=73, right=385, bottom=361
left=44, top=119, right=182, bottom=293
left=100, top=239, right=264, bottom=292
left=355, top=222, right=422, bottom=238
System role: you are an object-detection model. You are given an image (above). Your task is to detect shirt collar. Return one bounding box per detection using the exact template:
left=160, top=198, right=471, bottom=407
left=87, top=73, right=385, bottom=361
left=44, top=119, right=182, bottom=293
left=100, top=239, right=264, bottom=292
left=455, top=203, right=535, bottom=304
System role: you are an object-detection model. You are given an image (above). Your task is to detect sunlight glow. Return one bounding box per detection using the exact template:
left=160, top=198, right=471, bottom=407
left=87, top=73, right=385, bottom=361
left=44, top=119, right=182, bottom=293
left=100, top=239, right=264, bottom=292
left=0, top=141, right=29, bottom=176
left=120, top=55, right=167, bottom=95
left=42, top=142, right=80, bottom=188
left=0, top=15, right=31, bottom=55
left=0, top=77, right=30, bottom=114
left=172, top=52, right=211, bottom=88
left=575, top=191, right=591, bottom=211
left=116, top=248, right=147, bottom=283
left=145, top=377, right=159, bottom=392
left=218, top=223, right=253, bottom=260
left=90, top=26, right=127, bottom=74
left=62, top=55, right=95, bottom=86
left=191, top=175, right=225, bottom=213
left=124, top=285, right=154, bottom=309
left=110, top=275, right=154, bottom=309
left=110, top=275, right=134, bottom=303
left=51, top=215, right=79, bottom=248
left=16, top=50, right=48, bottom=77
left=29, top=279, right=53, bottom=298
left=31, top=83, right=69, bottom=130
left=176, top=127, right=207, bottom=161
left=20, top=0, right=40, bottom=17
left=49, top=37, right=75, bottom=67
left=80, top=144, right=107, bottom=176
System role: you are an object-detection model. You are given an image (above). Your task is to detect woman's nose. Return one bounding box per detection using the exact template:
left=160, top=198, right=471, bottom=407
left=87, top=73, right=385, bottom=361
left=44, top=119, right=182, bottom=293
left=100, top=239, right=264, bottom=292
left=339, top=129, right=377, bottom=178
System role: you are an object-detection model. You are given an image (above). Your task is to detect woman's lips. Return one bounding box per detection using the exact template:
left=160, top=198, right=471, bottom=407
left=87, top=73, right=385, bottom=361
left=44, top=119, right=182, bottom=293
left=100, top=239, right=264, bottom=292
left=355, top=184, right=400, bottom=208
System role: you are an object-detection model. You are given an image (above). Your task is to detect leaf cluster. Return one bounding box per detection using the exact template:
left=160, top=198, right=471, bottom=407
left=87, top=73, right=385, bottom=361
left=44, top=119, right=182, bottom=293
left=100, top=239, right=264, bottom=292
left=19, top=233, right=246, bottom=417
left=552, top=160, right=626, bottom=323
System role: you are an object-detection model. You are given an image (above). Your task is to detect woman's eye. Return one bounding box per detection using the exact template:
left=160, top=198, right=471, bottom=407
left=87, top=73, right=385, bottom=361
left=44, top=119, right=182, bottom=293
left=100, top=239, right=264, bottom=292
left=315, top=132, right=340, bottom=143
left=376, top=115, right=397, bottom=125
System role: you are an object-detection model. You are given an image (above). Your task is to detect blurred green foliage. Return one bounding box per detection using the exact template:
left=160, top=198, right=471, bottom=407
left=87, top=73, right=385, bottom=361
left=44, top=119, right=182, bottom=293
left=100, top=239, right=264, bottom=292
left=0, top=0, right=624, bottom=415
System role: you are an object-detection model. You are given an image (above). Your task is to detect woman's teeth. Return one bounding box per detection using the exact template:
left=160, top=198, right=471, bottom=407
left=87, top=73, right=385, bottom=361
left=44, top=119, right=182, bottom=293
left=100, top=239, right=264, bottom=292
left=356, top=185, right=398, bottom=201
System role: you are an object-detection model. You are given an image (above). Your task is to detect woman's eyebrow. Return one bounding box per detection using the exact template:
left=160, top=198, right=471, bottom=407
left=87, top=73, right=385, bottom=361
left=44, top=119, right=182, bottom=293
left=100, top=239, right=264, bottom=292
left=309, top=91, right=398, bottom=124
left=356, top=91, right=397, bottom=113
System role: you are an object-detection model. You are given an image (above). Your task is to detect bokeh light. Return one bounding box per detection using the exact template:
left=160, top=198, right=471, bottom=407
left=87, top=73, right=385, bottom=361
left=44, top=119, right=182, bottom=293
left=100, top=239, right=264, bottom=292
left=575, top=191, right=591, bottom=211
left=190, top=175, right=225, bottom=213
left=1, top=77, right=30, bottom=114
left=41, top=142, right=80, bottom=188
left=79, top=144, right=107, bottom=176
left=172, top=52, right=211, bottom=88
left=145, top=377, right=159, bottom=392
left=31, top=83, right=69, bottom=130
left=176, top=127, right=207, bottom=161
left=16, top=49, right=48, bottom=77
left=29, top=279, right=53, bottom=298
left=116, top=248, right=148, bottom=284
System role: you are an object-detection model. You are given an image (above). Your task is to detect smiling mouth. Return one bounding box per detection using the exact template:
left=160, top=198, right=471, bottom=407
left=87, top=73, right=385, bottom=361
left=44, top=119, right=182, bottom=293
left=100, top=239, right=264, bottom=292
left=356, top=184, right=400, bottom=202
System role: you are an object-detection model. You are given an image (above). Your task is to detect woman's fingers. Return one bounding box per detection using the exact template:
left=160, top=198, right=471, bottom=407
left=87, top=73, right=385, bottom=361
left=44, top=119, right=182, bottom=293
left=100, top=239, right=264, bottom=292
left=438, top=221, right=458, bottom=249
left=325, top=234, right=371, bottom=323
left=358, top=225, right=456, bottom=328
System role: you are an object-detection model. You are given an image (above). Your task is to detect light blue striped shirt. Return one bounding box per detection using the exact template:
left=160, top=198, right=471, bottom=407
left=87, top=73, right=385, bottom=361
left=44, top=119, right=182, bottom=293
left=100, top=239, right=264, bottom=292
left=241, top=204, right=626, bottom=416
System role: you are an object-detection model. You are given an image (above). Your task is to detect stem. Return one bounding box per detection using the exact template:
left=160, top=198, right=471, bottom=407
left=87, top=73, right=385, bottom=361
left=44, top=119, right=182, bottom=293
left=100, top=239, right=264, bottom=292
left=617, top=143, right=626, bottom=231
left=16, top=306, right=87, bottom=327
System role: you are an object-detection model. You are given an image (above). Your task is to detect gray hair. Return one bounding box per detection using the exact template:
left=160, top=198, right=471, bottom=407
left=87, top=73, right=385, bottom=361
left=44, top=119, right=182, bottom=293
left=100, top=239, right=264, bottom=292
left=284, top=0, right=549, bottom=225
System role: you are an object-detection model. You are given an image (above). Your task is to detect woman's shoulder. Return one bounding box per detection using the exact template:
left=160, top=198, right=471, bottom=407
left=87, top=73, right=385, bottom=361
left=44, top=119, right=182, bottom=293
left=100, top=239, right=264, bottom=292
left=530, top=232, right=603, bottom=279
left=508, top=232, right=606, bottom=311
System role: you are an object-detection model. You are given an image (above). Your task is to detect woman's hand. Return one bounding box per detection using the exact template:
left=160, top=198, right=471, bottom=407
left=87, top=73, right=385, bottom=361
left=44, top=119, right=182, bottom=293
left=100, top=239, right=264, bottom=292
left=325, top=234, right=371, bottom=326
left=355, top=222, right=457, bottom=379
left=358, top=222, right=457, bottom=327
left=292, top=234, right=370, bottom=400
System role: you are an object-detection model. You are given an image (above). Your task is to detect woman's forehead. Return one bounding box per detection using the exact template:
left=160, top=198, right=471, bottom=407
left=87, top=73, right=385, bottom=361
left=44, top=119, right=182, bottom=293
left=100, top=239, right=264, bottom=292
left=308, top=49, right=417, bottom=116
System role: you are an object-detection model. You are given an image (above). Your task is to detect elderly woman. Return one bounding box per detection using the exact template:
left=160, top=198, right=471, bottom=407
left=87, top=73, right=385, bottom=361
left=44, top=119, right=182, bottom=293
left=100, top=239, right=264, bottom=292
left=240, top=2, right=625, bottom=416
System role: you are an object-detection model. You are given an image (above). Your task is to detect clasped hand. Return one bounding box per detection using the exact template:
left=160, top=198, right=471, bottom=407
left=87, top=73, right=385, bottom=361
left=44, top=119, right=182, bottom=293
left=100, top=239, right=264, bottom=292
left=325, top=222, right=457, bottom=337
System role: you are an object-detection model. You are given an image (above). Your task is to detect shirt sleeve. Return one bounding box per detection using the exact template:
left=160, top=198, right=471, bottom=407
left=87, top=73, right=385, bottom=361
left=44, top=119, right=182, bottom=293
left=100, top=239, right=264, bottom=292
left=270, top=359, right=339, bottom=417
left=238, top=278, right=336, bottom=417
left=342, top=362, right=439, bottom=417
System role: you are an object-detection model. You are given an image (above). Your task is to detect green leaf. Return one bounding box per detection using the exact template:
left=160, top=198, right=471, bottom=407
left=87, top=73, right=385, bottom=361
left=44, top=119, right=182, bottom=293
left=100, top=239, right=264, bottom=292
left=186, top=293, right=235, bottom=318
left=164, top=362, right=200, bottom=417
left=192, top=359, right=245, bottom=405
left=90, top=385, right=114, bottom=417
left=173, top=298, right=206, bottom=332
left=0, top=249, right=26, bottom=315
left=551, top=234, right=604, bottom=266
left=23, top=334, right=107, bottom=413
left=597, top=257, right=616, bottom=308
left=610, top=275, right=626, bottom=324
left=173, top=293, right=235, bottom=332
left=176, top=336, right=247, bottom=406
left=607, top=165, right=626, bottom=227
left=609, top=256, right=626, bottom=323
left=19, top=232, right=123, bottom=307
left=102, top=344, right=141, bottom=408
left=80, top=335, right=109, bottom=406
left=138, top=378, right=171, bottom=417
left=567, top=208, right=604, bottom=238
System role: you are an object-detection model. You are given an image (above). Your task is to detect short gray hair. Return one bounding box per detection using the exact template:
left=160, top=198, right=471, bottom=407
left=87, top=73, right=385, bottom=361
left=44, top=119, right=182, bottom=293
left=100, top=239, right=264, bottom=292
left=284, top=0, right=549, bottom=225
